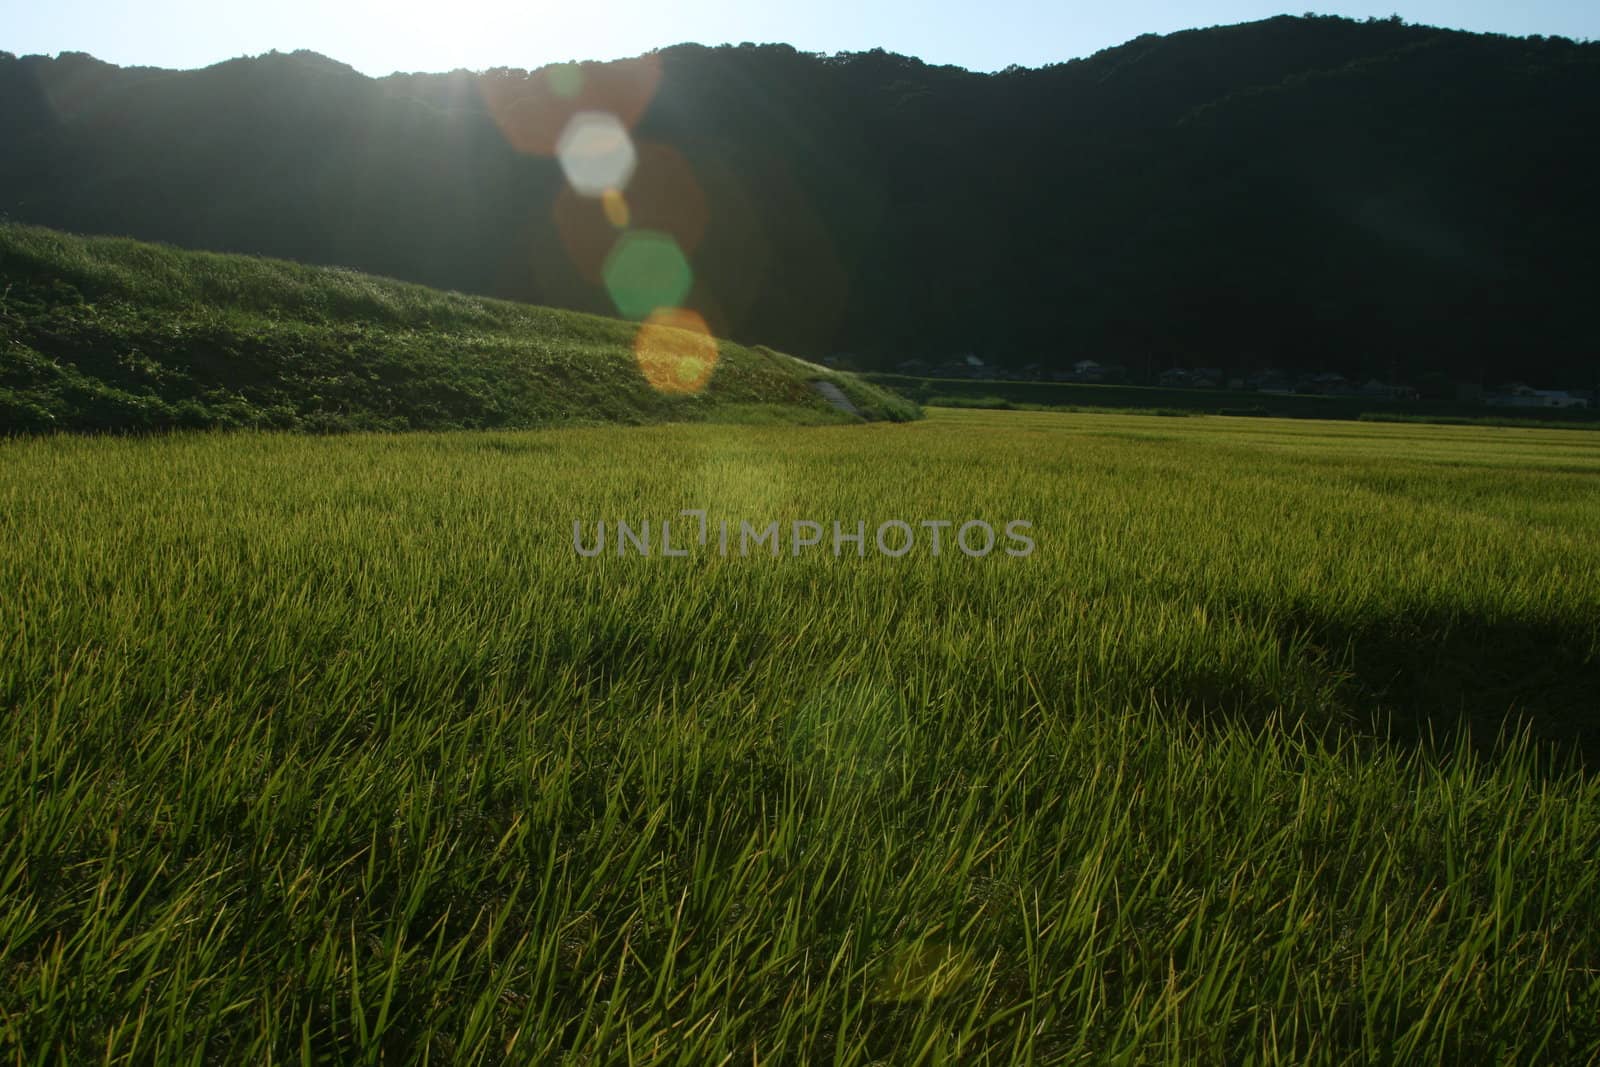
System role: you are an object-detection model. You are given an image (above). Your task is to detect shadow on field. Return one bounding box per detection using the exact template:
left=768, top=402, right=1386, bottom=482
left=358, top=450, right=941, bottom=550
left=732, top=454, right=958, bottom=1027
left=1262, top=607, right=1600, bottom=772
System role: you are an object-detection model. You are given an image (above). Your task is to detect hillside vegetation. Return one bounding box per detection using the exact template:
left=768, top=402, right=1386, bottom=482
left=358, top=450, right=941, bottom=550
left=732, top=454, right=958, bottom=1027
left=869, top=373, right=1600, bottom=428
left=0, top=223, right=919, bottom=433
left=3, top=16, right=1598, bottom=382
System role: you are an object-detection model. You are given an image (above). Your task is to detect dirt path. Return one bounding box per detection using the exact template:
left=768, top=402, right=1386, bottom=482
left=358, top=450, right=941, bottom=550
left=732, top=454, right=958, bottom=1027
left=811, top=381, right=863, bottom=418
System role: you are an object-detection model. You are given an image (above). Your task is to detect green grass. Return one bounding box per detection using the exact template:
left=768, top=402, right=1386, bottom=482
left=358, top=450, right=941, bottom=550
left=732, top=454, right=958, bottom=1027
left=0, top=223, right=920, bottom=433
left=874, top=374, right=1600, bottom=429
left=1356, top=411, right=1600, bottom=430
left=2, top=409, right=1598, bottom=1063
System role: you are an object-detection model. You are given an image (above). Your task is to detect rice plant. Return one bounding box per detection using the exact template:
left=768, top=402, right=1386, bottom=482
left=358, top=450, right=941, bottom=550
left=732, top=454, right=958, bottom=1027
left=1, top=410, right=1597, bottom=1063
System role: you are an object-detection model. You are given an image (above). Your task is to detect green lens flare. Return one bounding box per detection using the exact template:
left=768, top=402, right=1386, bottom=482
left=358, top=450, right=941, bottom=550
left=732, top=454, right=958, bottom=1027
left=603, top=230, right=693, bottom=320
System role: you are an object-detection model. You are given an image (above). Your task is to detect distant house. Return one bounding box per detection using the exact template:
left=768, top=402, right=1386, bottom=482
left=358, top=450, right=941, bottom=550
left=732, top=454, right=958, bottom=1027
left=1360, top=379, right=1417, bottom=400
left=1487, top=386, right=1589, bottom=409
left=1535, top=390, right=1587, bottom=409
left=940, top=353, right=982, bottom=379
left=1305, top=372, right=1356, bottom=396
left=1249, top=370, right=1293, bottom=394
left=1158, top=367, right=1224, bottom=389
left=1069, top=359, right=1113, bottom=383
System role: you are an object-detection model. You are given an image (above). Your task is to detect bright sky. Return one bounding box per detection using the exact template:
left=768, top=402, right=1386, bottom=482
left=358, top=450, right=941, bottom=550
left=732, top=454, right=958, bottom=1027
left=6, top=0, right=1597, bottom=76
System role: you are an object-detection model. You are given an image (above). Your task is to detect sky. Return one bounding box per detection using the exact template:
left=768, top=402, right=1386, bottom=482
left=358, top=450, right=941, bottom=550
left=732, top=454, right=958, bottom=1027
left=6, top=0, right=1597, bottom=77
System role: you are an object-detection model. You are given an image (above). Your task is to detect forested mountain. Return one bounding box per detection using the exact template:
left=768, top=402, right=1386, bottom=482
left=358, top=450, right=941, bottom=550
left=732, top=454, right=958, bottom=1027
left=3, top=15, right=1596, bottom=384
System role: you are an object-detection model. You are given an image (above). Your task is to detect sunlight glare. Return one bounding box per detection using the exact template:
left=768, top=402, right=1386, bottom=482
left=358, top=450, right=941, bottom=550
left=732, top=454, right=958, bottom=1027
left=632, top=308, right=719, bottom=395
left=557, top=111, right=637, bottom=197
left=603, top=229, right=694, bottom=319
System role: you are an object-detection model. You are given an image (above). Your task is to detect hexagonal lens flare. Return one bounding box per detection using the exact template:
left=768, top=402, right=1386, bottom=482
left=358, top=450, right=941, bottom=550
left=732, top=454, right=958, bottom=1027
left=633, top=309, right=719, bottom=395
left=626, top=141, right=710, bottom=254
left=478, top=55, right=661, bottom=158
left=556, top=112, right=636, bottom=198
left=602, top=230, right=693, bottom=320
left=551, top=183, right=614, bottom=284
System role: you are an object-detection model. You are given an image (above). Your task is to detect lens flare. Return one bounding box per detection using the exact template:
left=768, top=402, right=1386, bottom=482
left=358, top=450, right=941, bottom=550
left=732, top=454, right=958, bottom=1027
left=478, top=54, right=661, bottom=157
left=678, top=155, right=772, bottom=336
left=872, top=941, right=976, bottom=1003
left=557, top=112, right=636, bottom=198
left=603, top=230, right=694, bottom=320
left=633, top=309, right=719, bottom=395
left=626, top=141, right=711, bottom=254
left=602, top=188, right=630, bottom=228
left=546, top=63, right=582, bottom=99
left=551, top=183, right=614, bottom=284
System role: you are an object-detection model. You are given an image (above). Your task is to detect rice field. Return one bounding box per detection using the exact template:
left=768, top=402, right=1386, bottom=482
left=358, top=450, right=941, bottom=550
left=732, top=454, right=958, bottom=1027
left=1, top=409, right=1598, bottom=1064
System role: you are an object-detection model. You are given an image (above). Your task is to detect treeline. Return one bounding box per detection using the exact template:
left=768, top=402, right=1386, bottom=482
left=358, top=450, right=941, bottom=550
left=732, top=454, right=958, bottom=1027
left=2, top=15, right=1597, bottom=384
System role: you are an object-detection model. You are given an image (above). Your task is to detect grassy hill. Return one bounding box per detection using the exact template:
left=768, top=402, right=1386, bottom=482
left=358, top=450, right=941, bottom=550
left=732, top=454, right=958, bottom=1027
left=0, top=223, right=919, bottom=433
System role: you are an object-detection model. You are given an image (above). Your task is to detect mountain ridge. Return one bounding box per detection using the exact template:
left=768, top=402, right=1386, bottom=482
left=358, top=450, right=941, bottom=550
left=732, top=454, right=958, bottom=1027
left=3, top=15, right=1596, bottom=386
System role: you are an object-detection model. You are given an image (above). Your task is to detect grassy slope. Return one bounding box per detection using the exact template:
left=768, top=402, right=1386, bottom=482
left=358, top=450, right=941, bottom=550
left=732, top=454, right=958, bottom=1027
left=1, top=410, right=1597, bottom=1061
left=0, top=223, right=920, bottom=433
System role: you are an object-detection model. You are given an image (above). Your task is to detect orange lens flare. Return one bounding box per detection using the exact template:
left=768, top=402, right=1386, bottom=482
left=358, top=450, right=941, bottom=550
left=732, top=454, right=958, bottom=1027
left=602, top=188, right=630, bottom=228
left=551, top=183, right=615, bottom=285
left=478, top=54, right=662, bottom=157
left=626, top=141, right=711, bottom=254
left=633, top=309, right=719, bottom=395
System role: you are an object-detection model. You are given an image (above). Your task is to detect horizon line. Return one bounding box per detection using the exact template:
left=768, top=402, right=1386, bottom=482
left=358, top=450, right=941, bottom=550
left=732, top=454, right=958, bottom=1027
left=6, top=13, right=1594, bottom=82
